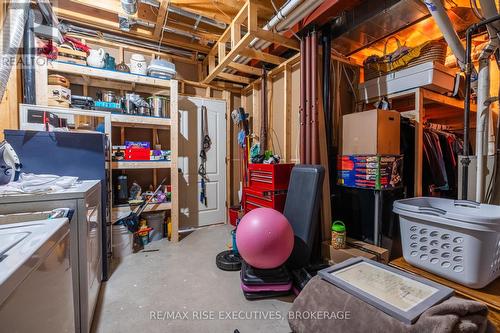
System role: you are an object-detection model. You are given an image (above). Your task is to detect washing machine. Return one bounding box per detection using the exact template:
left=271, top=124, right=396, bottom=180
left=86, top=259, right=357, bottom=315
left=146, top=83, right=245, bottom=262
left=0, top=218, right=74, bottom=332
left=0, top=180, right=102, bottom=333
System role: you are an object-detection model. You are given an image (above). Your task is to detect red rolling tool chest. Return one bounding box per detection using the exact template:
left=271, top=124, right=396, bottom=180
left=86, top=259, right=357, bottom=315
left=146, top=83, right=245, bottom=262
left=243, top=163, right=294, bottom=213
left=247, top=163, right=294, bottom=191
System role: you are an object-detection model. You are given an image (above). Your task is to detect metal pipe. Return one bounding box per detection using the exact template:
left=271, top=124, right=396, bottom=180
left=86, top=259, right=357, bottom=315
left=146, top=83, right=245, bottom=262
left=0, top=0, right=30, bottom=102
left=22, top=8, right=36, bottom=105
left=163, top=26, right=201, bottom=41
left=478, top=0, right=500, bottom=32
left=305, top=33, right=312, bottom=164
left=37, top=0, right=61, bottom=30
left=462, top=13, right=500, bottom=200
left=311, top=30, right=318, bottom=164
left=475, top=39, right=498, bottom=202
left=423, top=0, right=469, bottom=72
left=300, top=37, right=306, bottom=163
left=322, top=31, right=334, bottom=184
left=476, top=57, right=490, bottom=202
left=167, top=5, right=227, bottom=30
left=121, top=0, right=138, bottom=15
left=260, top=67, right=268, bottom=154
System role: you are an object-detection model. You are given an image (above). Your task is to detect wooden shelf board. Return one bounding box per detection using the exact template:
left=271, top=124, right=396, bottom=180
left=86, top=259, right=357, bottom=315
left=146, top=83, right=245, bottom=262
left=111, top=160, right=171, bottom=169
left=48, top=61, right=172, bottom=89
left=112, top=202, right=172, bottom=222
left=110, top=113, right=171, bottom=128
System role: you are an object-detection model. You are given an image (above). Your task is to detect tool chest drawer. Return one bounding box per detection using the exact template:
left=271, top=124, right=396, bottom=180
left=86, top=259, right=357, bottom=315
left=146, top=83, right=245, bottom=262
left=248, top=163, right=294, bottom=191
left=243, top=188, right=287, bottom=213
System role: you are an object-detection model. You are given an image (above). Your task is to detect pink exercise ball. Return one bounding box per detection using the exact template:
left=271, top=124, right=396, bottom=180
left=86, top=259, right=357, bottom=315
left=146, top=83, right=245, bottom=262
left=236, top=208, right=294, bottom=269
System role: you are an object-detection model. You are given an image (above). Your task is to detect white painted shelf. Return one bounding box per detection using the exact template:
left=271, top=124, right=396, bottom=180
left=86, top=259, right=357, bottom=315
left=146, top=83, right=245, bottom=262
left=111, top=160, right=171, bottom=169
left=48, top=61, right=172, bottom=88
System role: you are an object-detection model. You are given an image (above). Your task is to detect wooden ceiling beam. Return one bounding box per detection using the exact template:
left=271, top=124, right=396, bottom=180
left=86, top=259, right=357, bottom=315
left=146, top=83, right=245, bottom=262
left=153, top=0, right=169, bottom=39
left=203, top=32, right=253, bottom=83
left=238, top=48, right=285, bottom=65
left=226, top=62, right=261, bottom=76
left=252, top=28, right=300, bottom=51
left=217, top=72, right=252, bottom=84
left=54, top=7, right=211, bottom=53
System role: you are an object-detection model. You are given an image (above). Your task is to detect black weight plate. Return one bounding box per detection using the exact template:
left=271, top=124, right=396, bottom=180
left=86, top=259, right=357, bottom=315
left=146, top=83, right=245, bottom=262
left=216, top=250, right=242, bottom=271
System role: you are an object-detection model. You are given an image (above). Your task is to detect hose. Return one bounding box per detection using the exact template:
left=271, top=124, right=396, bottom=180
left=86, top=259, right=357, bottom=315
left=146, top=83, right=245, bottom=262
left=0, top=0, right=30, bottom=101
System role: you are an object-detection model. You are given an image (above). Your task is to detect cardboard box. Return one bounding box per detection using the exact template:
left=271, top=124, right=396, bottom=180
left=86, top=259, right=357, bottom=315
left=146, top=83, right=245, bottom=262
left=322, top=239, right=390, bottom=265
left=346, top=237, right=390, bottom=264
left=322, top=241, right=377, bottom=264
left=342, top=109, right=400, bottom=155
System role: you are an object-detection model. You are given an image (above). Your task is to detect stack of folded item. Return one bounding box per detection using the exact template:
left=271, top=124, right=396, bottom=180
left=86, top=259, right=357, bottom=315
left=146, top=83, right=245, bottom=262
left=240, top=261, right=292, bottom=300
left=337, top=155, right=403, bottom=190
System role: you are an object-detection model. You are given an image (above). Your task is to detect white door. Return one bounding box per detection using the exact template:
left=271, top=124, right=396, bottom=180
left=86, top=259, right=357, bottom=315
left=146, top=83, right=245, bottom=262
left=178, top=96, right=226, bottom=227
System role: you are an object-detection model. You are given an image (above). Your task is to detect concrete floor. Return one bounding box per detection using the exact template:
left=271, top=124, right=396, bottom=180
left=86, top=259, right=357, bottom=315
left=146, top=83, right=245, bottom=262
left=91, top=224, right=294, bottom=333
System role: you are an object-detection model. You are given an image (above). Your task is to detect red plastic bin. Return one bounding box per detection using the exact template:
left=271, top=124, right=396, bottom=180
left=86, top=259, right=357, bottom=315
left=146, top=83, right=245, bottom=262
left=228, top=206, right=241, bottom=226
left=247, top=163, right=294, bottom=191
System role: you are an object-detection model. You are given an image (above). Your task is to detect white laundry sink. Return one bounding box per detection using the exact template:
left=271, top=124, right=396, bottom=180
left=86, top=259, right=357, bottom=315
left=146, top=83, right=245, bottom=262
left=0, top=232, right=30, bottom=258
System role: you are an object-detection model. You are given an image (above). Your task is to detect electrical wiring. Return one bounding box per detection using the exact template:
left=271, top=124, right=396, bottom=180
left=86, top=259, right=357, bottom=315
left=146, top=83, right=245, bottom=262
left=342, top=64, right=358, bottom=103
left=157, top=0, right=170, bottom=53
left=271, top=128, right=283, bottom=158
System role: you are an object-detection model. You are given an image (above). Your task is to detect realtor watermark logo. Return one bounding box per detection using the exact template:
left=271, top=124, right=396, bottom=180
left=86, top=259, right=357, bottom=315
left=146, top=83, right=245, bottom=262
left=1, top=0, right=60, bottom=69
left=150, top=310, right=351, bottom=321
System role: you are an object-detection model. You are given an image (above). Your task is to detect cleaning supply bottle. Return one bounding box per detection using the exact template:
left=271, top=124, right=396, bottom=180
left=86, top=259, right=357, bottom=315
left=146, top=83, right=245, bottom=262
left=331, top=221, right=346, bottom=249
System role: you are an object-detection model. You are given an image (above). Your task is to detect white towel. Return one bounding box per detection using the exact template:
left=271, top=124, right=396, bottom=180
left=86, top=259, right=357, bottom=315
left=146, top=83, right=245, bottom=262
left=0, top=173, right=79, bottom=195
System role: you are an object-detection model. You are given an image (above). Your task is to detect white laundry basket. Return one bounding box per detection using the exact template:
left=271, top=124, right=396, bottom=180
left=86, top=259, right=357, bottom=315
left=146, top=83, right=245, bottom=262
left=393, top=197, right=500, bottom=289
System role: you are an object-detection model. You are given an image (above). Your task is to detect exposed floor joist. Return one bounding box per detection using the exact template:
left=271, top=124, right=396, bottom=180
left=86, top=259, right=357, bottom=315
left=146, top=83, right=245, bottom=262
left=153, top=0, right=170, bottom=40
left=54, top=6, right=211, bottom=53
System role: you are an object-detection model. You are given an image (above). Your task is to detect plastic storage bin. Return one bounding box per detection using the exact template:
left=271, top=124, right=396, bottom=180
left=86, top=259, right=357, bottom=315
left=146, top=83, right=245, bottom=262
left=394, top=197, right=500, bottom=288
left=112, top=224, right=134, bottom=258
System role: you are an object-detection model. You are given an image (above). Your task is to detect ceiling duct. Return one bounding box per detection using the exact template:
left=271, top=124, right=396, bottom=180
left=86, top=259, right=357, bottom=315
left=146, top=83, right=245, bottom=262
left=121, top=0, right=138, bottom=15
left=330, top=0, right=479, bottom=56
left=167, top=5, right=227, bottom=30
left=0, top=0, right=31, bottom=102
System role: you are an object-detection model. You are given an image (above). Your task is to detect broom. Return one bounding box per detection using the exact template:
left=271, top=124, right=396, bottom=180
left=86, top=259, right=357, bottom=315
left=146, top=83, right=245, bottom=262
left=115, top=177, right=167, bottom=233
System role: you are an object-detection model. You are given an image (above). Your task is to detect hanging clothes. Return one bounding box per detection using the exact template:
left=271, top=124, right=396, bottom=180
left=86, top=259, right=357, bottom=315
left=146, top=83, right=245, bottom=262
left=400, top=118, right=466, bottom=198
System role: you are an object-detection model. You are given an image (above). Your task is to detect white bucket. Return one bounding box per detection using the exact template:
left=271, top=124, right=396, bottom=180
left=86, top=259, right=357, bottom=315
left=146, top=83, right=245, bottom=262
left=112, top=224, right=134, bottom=258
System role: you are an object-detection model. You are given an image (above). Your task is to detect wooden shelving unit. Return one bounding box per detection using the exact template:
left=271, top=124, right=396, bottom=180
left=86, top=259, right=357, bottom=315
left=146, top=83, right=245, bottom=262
left=48, top=61, right=172, bottom=88
left=112, top=202, right=172, bottom=222
left=34, top=57, right=180, bottom=243
left=360, top=87, right=477, bottom=197
left=111, top=161, right=172, bottom=170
